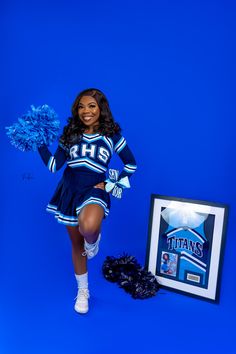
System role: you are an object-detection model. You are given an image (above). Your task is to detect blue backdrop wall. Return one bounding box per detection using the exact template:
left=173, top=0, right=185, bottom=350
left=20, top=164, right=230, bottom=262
left=1, top=1, right=235, bottom=353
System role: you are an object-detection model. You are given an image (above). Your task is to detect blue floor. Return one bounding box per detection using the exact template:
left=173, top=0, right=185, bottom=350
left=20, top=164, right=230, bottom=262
left=1, top=223, right=235, bottom=354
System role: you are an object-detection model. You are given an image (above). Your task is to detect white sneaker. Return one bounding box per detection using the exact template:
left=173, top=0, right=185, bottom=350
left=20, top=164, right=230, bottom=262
left=74, top=288, right=90, bottom=314
left=82, top=234, right=101, bottom=259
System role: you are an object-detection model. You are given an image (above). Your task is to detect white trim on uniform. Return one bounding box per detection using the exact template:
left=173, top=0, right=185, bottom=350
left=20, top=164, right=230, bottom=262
left=47, top=156, right=56, bottom=173
left=67, top=157, right=107, bottom=173
left=83, top=133, right=101, bottom=140
left=102, top=136, right=113, bottom=154
left=46, top=204, right=58, bottom=213
left=114, top=137, right=126, bottom=153
left=123, top=163, right=137, bottom=174
left=56, top=213, right=78, bottom=226
left=46, top=197, right=110, bottom=226
left=76, top=197, right=109, bottom=216
left=82, top=134, right=114, bottom=155
left=46, top=204, right=79, bottom=226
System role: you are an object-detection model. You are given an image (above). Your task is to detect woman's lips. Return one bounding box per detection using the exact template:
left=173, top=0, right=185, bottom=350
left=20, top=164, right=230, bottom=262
left=82, top=116, right=93, bottom=121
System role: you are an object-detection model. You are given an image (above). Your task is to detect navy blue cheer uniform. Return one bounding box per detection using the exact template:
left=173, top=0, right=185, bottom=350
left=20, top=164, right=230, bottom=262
left=38, top=132, right=137, bottom=226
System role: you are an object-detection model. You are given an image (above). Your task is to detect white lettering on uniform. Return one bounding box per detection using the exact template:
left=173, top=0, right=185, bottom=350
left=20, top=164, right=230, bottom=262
left=70, top=145, right=79, bottom=159
left=98, top=147, right=110, bottom=163
left=81, top=144, right=96, bottom=158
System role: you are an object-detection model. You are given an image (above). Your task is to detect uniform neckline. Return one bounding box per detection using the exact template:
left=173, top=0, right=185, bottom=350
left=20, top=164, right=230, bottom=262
left=83, top=132, right=100, bottom=137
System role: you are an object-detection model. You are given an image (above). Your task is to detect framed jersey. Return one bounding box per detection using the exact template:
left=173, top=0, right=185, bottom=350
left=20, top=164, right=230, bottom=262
left=145, top=194, right=228, bottom=302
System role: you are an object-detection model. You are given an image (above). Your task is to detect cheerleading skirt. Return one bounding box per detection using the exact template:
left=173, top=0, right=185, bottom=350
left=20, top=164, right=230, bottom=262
left=46, top=167, right=111, bottom=226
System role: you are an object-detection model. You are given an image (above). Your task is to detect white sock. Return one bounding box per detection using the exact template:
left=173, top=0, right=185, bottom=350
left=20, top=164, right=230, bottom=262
left=85, top=240, right=96, bottom=248
left=85, top=234, right=101, bottom=248
left=75, top=272, right=88, bottom=289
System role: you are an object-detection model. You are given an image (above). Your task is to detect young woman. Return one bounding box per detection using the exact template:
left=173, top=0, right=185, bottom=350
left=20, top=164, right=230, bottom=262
left=38, top=88, right=137, bottom=314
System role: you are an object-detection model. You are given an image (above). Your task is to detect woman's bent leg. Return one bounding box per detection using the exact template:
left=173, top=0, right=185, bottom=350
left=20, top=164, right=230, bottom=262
left=78, top=204, right=104, bottom=259
left=78, top=204, right=104, bottom=244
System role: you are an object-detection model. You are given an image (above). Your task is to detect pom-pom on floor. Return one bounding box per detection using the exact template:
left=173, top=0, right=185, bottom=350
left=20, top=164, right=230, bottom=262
left=102, top=254, right=159, bottom=299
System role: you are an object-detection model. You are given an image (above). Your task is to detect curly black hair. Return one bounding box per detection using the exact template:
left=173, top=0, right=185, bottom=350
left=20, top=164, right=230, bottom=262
left=60, top=88, right=121, bottom=147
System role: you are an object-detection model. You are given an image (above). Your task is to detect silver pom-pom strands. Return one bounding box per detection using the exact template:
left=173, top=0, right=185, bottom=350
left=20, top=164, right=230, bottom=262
left=102, top=254, right=159, bottom=299
left=5, top=105, right=60, bottom=151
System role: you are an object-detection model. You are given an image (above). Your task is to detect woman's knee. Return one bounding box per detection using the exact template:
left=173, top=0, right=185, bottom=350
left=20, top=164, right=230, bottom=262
left=79, top=218, right=100, bottom=237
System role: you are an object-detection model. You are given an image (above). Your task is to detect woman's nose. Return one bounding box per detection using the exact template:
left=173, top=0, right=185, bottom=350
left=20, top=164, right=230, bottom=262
left=83, top=106, right=90, bottom=113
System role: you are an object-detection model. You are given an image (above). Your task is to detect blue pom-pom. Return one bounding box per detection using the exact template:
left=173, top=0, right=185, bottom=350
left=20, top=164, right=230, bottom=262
left=5, top=104, right=60, bottom=151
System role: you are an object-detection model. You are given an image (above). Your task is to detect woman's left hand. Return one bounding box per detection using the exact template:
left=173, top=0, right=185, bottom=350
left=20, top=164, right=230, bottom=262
left=94, top=182, right=105, bottom=190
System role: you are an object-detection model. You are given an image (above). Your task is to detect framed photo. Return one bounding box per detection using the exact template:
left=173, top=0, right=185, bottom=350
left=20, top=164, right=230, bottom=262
left=145, top=194, right=228, bottom=302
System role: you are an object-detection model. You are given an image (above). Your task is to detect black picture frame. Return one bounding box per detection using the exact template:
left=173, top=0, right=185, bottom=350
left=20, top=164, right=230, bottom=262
left=145, top=194, right=228, bottom=303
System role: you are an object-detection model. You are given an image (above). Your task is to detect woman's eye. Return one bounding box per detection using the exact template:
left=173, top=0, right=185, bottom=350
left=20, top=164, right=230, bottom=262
left=78, top=104, right=97, bottom=109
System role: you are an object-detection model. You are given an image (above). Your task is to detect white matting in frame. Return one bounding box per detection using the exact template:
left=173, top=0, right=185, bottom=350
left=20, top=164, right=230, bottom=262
left=145, top=195, right=228, bottom=302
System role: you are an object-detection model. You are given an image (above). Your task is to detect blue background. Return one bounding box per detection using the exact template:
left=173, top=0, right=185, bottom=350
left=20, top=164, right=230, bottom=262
left=1, top=0, right=235, bottom=353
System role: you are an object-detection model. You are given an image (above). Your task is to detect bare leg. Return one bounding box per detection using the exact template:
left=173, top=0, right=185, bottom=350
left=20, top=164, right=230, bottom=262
left=66, top=226, right=87, bottom=275
left=78, top=204, right=104, bottom=244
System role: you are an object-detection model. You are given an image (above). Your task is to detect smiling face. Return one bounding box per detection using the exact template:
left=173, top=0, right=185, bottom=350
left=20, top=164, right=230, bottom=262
left=78, top=95, right=100, bottom=134
left=163, top=253, right=169, bottom=261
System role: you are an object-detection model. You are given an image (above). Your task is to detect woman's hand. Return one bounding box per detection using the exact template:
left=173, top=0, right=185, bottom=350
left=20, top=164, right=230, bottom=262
left=94, top=182, right=105, bottom=190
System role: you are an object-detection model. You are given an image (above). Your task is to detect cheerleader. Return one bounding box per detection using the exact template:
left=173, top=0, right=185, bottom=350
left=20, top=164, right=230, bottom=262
left=38, top=89, right=137, bottom=314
